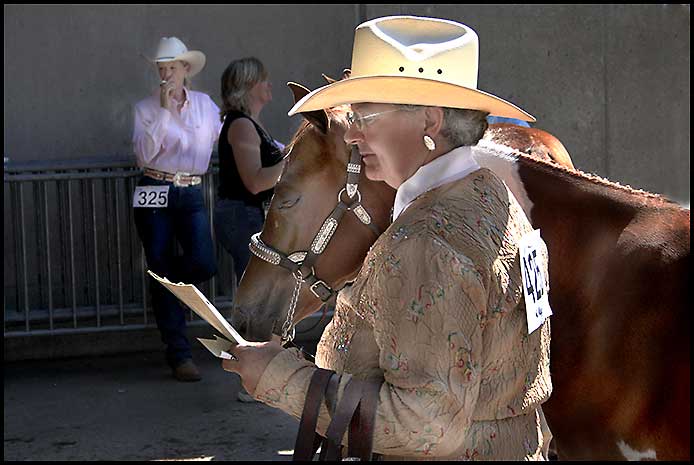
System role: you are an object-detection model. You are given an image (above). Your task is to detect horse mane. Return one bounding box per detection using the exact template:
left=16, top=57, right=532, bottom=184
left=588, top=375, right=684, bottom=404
left=477, top=139, right=682, bottom=209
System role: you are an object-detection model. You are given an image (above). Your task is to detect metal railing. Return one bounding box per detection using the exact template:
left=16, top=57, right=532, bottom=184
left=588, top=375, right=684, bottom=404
left=3, top=156, right=238, bottom=337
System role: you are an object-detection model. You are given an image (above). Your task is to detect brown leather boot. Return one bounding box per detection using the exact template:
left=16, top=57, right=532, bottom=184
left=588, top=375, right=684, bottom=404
left=172, top=359, right=201, bottom=382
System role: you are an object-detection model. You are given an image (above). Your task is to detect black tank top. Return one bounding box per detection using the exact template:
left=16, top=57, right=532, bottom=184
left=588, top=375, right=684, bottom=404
left=217, top=110, right=284, bottom=207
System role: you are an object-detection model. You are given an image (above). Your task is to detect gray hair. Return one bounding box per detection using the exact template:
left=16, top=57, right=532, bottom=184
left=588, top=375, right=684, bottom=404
left=397, top=104, right=489, bottom=147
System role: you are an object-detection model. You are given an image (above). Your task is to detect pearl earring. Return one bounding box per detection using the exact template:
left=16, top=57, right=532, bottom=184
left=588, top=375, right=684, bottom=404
left=423, top=135, right=436, bottom=151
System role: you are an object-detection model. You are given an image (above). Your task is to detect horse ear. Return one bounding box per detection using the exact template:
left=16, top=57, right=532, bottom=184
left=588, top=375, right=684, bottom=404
left=287, top=82, right=329, bottom=134
left=323, top=69, right=351, bottom=84
left=321, top=73, right=337, bottom=84
left=288, top=81, right=310, bottom=104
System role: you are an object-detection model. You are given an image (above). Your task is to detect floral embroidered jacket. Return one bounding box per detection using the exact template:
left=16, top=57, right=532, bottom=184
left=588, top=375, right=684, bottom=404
left=252, top=168, right=553, bottom=460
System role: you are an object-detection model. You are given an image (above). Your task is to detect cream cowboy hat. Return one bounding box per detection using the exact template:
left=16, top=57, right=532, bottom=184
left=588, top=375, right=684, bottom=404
left=289, top=16, right=534, bottom=122
left=153, top=37, right=206, bottom=77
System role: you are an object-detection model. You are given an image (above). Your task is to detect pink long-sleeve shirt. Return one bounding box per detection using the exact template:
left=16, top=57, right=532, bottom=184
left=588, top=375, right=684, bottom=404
left=132, top=88, right=221, bottom=175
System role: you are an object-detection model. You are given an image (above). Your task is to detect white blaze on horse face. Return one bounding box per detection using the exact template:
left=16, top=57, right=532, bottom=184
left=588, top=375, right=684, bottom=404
left=472, top=140, right=534, bottom=220
left=616, top=440, right=657, bottom=461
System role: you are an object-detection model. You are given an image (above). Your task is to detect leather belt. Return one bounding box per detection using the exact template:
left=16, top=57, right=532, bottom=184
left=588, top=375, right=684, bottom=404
left=143, top=168, right=202, bottom=187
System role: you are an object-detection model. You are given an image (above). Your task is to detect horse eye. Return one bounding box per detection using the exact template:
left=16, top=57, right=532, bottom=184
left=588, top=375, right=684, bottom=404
left=277, top=196, right=301, bottom=210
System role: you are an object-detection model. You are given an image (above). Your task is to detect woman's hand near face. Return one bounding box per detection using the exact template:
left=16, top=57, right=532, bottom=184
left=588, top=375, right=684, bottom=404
left=159, top=80, right=176, bottom=111
left=222, top=339, right=284, bottom=395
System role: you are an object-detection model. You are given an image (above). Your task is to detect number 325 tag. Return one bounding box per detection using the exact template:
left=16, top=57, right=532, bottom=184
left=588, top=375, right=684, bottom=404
left=133, top=185, right=169, bottom=208
left=519, top=229, right=552, bottom=334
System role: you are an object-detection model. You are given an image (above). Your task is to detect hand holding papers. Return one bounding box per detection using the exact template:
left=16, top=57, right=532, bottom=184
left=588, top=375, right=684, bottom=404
left=147, top=270, right=248, bottom=359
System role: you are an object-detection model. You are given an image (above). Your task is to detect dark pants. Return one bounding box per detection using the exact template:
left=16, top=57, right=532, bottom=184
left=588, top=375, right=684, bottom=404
left=214, top=199, right=264, bottom=282
left=133, top=176, right=217, bottom=369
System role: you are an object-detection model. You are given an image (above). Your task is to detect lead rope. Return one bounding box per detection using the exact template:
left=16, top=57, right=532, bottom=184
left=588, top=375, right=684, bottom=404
left=281, top=272, right=303, bottom=344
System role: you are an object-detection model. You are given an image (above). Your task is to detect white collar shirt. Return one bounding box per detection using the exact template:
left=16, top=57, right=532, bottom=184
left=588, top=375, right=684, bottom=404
left=392, top=145, right=480, bottom=222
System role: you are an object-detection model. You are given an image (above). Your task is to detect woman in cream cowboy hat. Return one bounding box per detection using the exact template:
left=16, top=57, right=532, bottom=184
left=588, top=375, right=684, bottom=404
left=132, top=36, right=221, bottom=382
left=223, top=16, right=553, bottom=460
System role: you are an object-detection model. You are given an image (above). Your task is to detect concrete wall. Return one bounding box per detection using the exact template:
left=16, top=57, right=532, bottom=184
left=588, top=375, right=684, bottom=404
left=4, top=4, right=690, bottom=202
left=3, top=4, right=359, bottom=160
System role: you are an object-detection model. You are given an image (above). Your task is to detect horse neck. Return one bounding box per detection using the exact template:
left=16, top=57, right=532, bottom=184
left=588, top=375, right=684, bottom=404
left=513, top=154, right=687, bottom=293
left=515, top=153, right=674, bottom=224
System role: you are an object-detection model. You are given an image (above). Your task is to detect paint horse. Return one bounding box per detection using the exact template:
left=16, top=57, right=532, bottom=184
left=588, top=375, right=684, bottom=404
left=231, top=83, right=690, bottom=461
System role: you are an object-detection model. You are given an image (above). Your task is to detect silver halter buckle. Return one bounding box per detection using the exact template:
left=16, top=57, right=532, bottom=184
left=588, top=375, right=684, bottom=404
left=310, top=280, right=332, bottom=300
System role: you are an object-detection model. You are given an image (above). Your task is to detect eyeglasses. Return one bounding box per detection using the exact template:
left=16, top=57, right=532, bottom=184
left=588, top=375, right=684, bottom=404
left=345, top=109, right=404, bottom=131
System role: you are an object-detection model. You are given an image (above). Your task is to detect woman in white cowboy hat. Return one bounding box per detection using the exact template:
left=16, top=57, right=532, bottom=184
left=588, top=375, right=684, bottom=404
left=223, top=16, right=553, bottom=460
left=132, top=37, right=221, bottom=382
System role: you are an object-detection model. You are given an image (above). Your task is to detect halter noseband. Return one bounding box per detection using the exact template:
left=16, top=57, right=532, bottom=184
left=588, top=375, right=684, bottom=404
left=248, top=146, right=382, bottom=343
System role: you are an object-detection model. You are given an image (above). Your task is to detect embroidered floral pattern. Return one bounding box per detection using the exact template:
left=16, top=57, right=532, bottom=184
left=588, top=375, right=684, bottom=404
left=391, top=225, right=409, bottom=242
left=463, top=448, right=480, bottom=459
left=429, top=209, right=456, bottom=237
left=385, top=336, right=409, bottom=373
left=448, top=331, right=478, bottom=382
left=384, top=253, right=401, bottom=273
left=386, top=352, right=409, bottom=372
left=336, top=334, right=351, bottom=353
left=406, top=283, right=445, bottom=323
left=473, top=175, right=494, bottom=205
left=409, top=425, right=444, bottom=456
left=475, top=215, right=503, bottom=247
left=259, top=384, right=290, bottom=405
left=404, top=384, right=444, bottom=399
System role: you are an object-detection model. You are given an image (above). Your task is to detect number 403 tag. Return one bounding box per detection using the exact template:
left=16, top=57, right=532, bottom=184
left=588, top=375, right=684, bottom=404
left=519, top=229, right=552, bottom=334
left=133, top=185, right=169, bottom=208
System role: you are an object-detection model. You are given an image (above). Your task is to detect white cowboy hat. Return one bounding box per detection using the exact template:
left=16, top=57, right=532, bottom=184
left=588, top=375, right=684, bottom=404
left=153, top=37, right=206, bottom=77
left=289, top=16, right=534, bottom=122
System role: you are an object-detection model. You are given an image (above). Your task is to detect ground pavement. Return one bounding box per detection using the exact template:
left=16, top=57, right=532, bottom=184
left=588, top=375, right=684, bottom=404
left=3, top=346, right=315, bottom=461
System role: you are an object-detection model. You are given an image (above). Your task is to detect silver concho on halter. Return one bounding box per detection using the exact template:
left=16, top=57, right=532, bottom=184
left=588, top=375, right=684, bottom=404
left=352, top=205, right=372, bottom=225
left=287, top=251, right=307, bottom=264
left=346, top=163, right=361, bottom=198
left=310, top=218, right=338, bottom=255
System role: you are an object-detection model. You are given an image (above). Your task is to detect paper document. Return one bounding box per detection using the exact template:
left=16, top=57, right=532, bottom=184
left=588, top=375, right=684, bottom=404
left=147, top=270, right=248, bottom=358
left=198, top=334, right=236, bottom=360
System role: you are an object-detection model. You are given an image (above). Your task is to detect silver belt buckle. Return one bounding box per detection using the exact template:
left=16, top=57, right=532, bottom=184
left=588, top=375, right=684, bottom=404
left=173, top=171, right=190, bottom=187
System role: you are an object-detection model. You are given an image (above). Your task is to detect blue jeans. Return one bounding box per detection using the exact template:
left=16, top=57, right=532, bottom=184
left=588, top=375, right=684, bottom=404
left=214, top=199, right=264, bottom=281
left=133, top=176, right=217, bottom=369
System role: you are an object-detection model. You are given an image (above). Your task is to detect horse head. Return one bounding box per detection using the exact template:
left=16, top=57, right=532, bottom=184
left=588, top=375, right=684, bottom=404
left=231, top=82, right=395, bottom=342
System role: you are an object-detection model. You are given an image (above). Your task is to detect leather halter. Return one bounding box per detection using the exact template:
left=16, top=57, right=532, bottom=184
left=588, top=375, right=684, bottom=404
left=248, top=145, right=382, bottom=342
